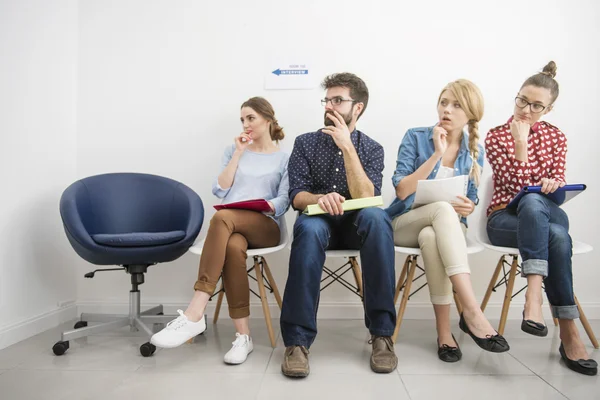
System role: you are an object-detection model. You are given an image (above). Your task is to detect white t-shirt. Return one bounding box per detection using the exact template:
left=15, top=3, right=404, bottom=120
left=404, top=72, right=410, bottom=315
left=434, top=165, right=455, bottom=179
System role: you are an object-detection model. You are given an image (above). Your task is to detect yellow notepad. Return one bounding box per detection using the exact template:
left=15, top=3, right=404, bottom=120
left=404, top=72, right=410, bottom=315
left=303, top=196, right=384, bottom=216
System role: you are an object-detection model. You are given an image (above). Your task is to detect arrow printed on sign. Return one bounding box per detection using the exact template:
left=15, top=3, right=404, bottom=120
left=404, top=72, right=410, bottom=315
left=272, top=69, right=309, bottom=76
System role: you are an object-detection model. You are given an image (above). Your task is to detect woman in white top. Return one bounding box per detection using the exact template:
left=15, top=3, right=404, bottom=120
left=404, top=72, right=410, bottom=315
left=151, top=97, right=290, bottom=364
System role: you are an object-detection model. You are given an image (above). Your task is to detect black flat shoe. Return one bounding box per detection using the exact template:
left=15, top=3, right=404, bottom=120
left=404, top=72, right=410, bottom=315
left=521, top=310, right=548, bottom=337
left=559, top=342, right=597, bottom=376
left=459, top=313, right=510, bottom=353
left=437, top=334, right=462, bottom=363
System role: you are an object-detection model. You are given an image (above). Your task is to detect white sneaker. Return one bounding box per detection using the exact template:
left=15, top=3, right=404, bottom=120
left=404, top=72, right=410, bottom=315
left=223, top=333, right=253, bottom=364
left=150, top=310, right=206, bottom=348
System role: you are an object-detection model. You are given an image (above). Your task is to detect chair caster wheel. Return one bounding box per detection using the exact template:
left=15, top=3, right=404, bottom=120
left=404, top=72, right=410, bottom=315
left=74, top=321, right=88, bottom=329
left=52, top=341, right=70, bottom=356
left=140, top=342, right=156, bottom=357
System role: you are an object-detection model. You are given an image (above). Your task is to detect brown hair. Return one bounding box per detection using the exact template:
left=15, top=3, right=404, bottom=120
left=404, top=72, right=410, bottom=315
left=438, top=79, right=484, bottom=186
left=520, top=61, right=559, bottom=104
left=240, top=97, right=284, bottom=142
left=321, top=72, right=369, bottom=119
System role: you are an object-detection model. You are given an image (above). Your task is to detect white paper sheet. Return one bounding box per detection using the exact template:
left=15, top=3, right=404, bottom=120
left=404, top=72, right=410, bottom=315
left=413, top=175, right=469, bottom=209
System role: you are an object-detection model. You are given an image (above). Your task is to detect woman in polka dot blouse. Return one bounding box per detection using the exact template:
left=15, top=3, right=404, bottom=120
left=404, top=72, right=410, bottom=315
left=485, top=61, right=597, bottom=376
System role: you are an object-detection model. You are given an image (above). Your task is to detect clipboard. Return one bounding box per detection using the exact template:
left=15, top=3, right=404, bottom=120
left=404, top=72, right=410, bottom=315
left=413, top=175, right=469, bottom=209
left=303, top=196, right=384, bottom=216
left=214, top=199, right=272, bottom=213
left=507, top=184, right=587, bottom=208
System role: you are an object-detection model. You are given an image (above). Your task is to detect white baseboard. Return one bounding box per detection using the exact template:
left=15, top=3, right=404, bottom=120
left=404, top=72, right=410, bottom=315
left=2, top=300, right=597, bottom=351
left=0, top=305, right=78, bottom=350
left=76, top=300, right=600, bottom=321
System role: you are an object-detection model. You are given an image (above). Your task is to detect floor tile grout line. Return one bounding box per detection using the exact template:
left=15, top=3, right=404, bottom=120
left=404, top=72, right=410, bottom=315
left=253, top=369, right=270, bottom=400
left=505, top=349, right=542, bottom=376
left=394, top=370, right=576, bottom=400
left=397, top=373, right=413, bottom=400
left=535, top=375, right=571, bottom=400
left=256, top=327, right=280, bottom=374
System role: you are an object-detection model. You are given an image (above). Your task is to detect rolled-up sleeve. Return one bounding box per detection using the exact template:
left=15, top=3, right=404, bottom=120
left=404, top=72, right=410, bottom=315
left=212, top=145, right=234, bottom=199
left=363, top=142, right=384, bottom=196
left=288, top=136, right=312, bottom=208
left=392, top=129, right=418, bottom=188
left=268, top=158, right=290, bottom=217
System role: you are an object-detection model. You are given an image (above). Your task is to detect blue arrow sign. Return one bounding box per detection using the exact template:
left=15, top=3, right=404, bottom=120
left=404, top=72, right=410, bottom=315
left=272, top=68, right=309, bottom=76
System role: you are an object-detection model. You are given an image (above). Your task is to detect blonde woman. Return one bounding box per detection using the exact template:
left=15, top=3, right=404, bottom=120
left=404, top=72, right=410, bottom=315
left=386, top=80, right=509, bottom=362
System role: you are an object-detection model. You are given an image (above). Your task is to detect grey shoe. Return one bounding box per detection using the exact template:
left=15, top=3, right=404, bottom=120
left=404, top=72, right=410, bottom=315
left=281, top=345, right=310, bottom=378
left=369, top=336, right=398, bottom=373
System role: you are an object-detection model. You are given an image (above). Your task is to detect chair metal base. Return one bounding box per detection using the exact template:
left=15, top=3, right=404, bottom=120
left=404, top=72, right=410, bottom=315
left=54, top=291, right=179, bottom=356
left=61, top=299, right=177, bottom=342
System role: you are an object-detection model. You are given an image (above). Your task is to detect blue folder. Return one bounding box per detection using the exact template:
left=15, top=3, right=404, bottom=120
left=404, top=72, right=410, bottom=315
left=507, top=184, right=587, bottom=208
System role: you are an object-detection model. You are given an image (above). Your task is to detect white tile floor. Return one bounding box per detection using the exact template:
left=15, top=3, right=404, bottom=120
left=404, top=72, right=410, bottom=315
left=0, top=318, right=598, bottom=400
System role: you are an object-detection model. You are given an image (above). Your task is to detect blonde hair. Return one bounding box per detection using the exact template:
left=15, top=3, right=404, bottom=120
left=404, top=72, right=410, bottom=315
left=438, top=79, right=484, bottom=186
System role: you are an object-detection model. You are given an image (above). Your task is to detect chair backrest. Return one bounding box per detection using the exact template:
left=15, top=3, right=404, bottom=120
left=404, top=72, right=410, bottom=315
left=276, top=216, right=289, bottom=248
left=63, top=173, right=201, bottom=235
left=474, top=174, right=494, bottom=246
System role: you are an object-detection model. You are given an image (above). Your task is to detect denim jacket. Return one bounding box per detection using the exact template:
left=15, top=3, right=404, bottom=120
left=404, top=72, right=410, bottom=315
left=385, top=125, right=485, bottom=226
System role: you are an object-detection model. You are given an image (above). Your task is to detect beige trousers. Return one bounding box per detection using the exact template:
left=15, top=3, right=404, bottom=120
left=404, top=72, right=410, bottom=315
left=392, top=201, right=469, bottom=305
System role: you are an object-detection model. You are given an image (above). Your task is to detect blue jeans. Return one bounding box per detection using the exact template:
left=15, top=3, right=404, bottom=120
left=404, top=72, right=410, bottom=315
left=486, top=193, right=578, bottom=319
left=280, top=208, right=397, bottom=348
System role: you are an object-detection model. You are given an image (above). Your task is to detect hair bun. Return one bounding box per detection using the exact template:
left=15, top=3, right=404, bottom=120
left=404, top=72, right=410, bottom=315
left=541, top=61, right=557, bottom=79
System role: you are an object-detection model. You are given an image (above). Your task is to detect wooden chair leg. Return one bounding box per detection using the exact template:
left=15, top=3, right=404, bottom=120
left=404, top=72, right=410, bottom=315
left=213, top=280, right=225, bottom=324
left=394, top=256, right=410, bottom=304
left=392, top=255, right=417, bottom=343
left=350, top=257, right=364, bottom=299
left=498, top=255, right=519, bottom=335
left=575, top=295, right=599, bottom=349
left=255, top=258, right=277, bottom=348
left=481, top=256, right=505, bottom=312
left=261, top=257, right=282, bottom=310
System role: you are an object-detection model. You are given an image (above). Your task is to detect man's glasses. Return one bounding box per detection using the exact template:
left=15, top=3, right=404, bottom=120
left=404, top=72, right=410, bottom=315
left=321, top=96, right=356, bottom=107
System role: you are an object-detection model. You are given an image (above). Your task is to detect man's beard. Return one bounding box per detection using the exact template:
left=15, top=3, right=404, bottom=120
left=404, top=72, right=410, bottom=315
left=324, top=110, right=353, bottom=127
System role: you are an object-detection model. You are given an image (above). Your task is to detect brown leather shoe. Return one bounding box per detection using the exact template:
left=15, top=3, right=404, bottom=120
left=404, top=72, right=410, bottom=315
left=281, top=345, right=310, bottom=377
left=369, top=336, right=398, bottom=373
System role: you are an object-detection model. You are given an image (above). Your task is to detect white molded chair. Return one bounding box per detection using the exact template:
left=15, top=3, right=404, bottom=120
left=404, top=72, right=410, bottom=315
left=392, top=238, right=484, bottom=343
left=476, top=175, right=598, bottom=348
left=321, top=249, right=364, bottom=300
left=287, top=214, right=364, bottom=301
left=188, top=217, right=288, bottom=348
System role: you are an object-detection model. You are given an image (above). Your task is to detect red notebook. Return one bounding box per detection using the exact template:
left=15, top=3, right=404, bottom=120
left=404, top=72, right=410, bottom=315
left=214, top=199, right=272, bottom=213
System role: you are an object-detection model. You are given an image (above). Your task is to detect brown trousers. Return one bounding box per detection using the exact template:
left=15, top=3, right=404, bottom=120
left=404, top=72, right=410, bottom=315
left=194, top=209, right=280, bottom=319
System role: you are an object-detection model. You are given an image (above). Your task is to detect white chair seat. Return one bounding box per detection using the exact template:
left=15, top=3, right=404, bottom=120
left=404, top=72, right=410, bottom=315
left=481, top=240, right=592, bottom=256
left=394, top=237, right=483, bottom=256
left=325, top=249, right=360, bottom=258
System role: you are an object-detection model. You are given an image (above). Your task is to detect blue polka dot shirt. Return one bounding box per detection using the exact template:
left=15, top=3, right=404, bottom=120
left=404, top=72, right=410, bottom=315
left=288, top=129, right=384, bottom=210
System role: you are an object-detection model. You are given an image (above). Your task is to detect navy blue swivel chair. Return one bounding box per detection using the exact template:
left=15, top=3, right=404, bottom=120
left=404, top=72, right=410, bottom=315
left=53, top=173, right=204, bottom=357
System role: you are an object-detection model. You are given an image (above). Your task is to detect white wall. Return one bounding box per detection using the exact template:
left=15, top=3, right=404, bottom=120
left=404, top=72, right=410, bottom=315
left=0, top=0, right=79, bottom=348
left=74, top=0, right=600, bottom=319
